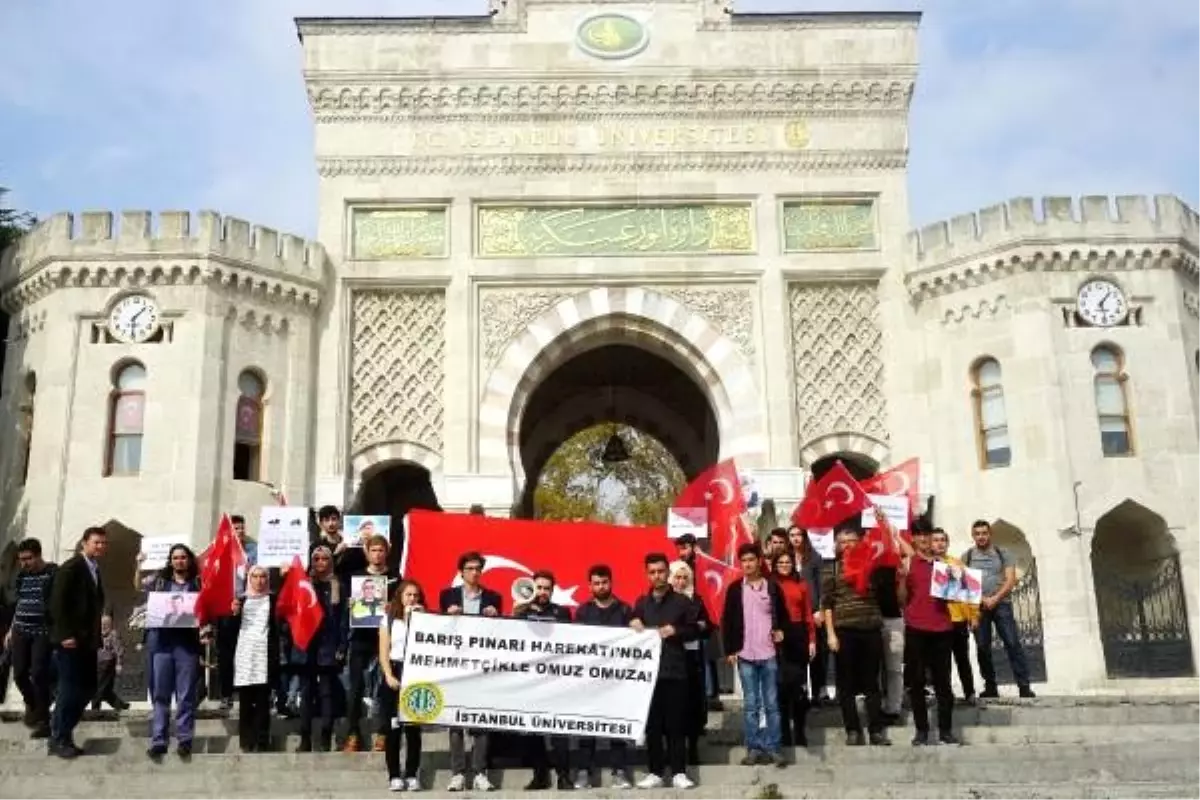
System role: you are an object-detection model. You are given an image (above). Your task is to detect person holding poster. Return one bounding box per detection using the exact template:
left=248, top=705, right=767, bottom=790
left=512, top=571, right=573, bottom=792
left=668, top=561, right=712, bottom=766
left=631, top=553, right=699, bottom=791
left=314, top=506, right=367, bottom=585
left=931, top=528, right=977, bottom=704
left=297, top=546, right=347, bottom=753
left=342, top=536, right=399, bottom=754
left=438, top=551, right=502, bottom=793
left=231, top=565, right=277, bottom=753
left=377, top=580, right=427, bottom=792
left=572, top=565, right=635, bottom=790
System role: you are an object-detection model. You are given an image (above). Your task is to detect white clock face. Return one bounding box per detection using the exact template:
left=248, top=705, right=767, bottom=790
left=107, top=295, right=161, bottom=343
left=1077, top=279, right=1128, bottom=328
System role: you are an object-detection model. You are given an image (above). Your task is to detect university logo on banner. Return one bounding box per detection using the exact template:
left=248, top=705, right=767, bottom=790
left=398, top=612, right=662, bottom=741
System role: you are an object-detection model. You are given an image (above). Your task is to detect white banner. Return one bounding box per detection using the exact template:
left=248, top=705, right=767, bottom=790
left=862, top=493, right=909, bottom=530
left=667, top=507, right=707, bottom=539
left=398, top=611, right=661, bottom=741
left=139, top=536, right=182, bottom=568
left=257, top=506, right=311, bottom=568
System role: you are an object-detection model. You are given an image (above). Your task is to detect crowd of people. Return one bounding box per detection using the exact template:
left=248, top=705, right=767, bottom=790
left=0, top=507, right=1036, bottom=793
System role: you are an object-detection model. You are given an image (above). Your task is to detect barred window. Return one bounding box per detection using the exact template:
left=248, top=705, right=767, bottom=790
left=972, top=358, right=1011, bottom=468
left=107, top=362, right=146, bottom=476
left=1091, top=346, right=1133, bottom=456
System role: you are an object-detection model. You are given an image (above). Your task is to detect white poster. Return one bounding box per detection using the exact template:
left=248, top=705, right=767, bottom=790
left=257, top=506, right=311, bottom=568
left=139, top=536, right=181, bottom=568
left=667, top=507, right=707, bottom=539
left=398, top=611, right=662, bottom=741
left=807, top=528, right=835, bottom=560
left=862, top=493, right=910, bottom=531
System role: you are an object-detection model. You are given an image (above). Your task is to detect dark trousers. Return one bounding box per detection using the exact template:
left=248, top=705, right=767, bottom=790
left=645, top=678, right=687, bottom=779
left=833, top=627, right=883, bottom=736
left=905, top=628, right=954, bottom=736
left=526, top=735, right=569, bottom=778
left=92, top=661, right=125, bottom=709
left=576, top=737, right=631, bottom=776
left=345, top=646, right=380, bottom=739
left=778, top=660, right=810, bottom=747
left=216, top=618, right=239, bottom=701
left=951, top=623, right=976, bottom=698
left=974, top=602, right=1031, bottom=689
left=51, top=647, right=96, bottom=748
left=10, top=630, right=52, bottom=724
left=300, top=665, right=338, bottom=748
left=809, top=631, right=830, bottom=701
left=683, top=648, right=706, bottom=744
left=377, top=664, right=422, bottom=779
left=238, top=684, right=273, bottom=751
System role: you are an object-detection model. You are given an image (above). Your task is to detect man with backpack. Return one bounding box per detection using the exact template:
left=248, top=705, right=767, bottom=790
left=963, top=521, right=1035, bottom=699
left=5, top=538, right=57, bottom=739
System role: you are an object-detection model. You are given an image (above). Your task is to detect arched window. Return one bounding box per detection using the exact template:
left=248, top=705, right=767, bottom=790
left=233, top=370, right=265, bottom=481
left=972, top=358, right=1011, bottom=468
left=18, top=372, right=36, bottom=486
left=1092, top=345, right=1133, bottom=456
left=107, top=362, right=146, bottom=476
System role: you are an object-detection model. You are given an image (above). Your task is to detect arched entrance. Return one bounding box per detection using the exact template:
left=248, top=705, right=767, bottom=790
left=986, top=519, right=1048, bottom=684
left=1091, top=500, right=1195, bottom=679
left=350, top=458, right=442, bottom=573
left=95, top=519, right=146, bottom=701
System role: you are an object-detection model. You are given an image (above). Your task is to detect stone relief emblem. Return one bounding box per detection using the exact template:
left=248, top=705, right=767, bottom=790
left=576, top=13, right=650, bottom=60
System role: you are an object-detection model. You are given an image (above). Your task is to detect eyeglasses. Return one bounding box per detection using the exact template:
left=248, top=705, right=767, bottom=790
left=462, top=565, right=482, bottom=573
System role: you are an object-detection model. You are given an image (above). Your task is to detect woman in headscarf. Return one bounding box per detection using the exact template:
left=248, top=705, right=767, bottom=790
left=231, top=564, right=277, bottom=752
left=297, top=545, right=346, bottom=752
left=668, top=560, right=710, bottom=765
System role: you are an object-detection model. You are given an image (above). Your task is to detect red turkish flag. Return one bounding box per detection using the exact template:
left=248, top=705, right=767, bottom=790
left=859, top=458, right=921, bottom=525
left=841, top=540, right=874, bottom=596
left=402, top=510, right=675, bottom=609
left=195, top=514, right=243, bottom=625
left=793, top=461, right=872, bottom=529
left=277, top=556, right=325, bottom=651
left=672, top=459, right=752, bottom=564
left=693, top=549, right=742, bottom=623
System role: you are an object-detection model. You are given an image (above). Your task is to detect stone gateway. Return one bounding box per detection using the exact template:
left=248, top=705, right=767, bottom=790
left=0, top=0, right=1196, bottom=695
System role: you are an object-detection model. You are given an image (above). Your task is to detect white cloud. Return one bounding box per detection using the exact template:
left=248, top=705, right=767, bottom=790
left=0, top=0, right=1195, bottom=234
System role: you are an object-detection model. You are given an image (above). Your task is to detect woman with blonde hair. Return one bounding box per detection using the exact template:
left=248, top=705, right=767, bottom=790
left=668, top=560, right=711, bottom=765
left=378, top=580, right=427, bottom=792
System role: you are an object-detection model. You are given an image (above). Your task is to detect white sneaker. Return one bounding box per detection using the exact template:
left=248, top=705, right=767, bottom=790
left=672, top=774, right=696, bottom=790
left=574, top=774, right=591, bottom=790
left=611, top=772, right=633, bottom=790
left=388, top=778, right=405, bottom=792
left=405, top=777, right=420, bottom=792
left=472, top=774, right=495, bottom=792
left=636, top=774, right=664, bottom=789
left=446, top=774, right=465, bottom=792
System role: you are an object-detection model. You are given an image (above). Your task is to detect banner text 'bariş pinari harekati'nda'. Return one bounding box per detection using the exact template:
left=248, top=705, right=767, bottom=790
left=397, top=612, right=662, bottom=741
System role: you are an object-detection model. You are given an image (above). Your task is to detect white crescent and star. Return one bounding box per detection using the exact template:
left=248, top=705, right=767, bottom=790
left=708, top=478, right=735, bottom=505
left=823, top=481, right=854, bottom=509
left=450, top=554, right=579, bottom=607
left=297, top=580, right=318, bottom=608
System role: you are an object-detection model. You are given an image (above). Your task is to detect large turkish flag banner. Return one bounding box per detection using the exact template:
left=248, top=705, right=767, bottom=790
left=401, top=510, right=676, bottom=610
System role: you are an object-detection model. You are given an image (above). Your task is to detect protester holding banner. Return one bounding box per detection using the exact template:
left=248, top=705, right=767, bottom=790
left=572, top=564, right=635, bottom=790
left=631, top=553, right=698, bottom=790
left=721, top=543, right=788, bottom=768
left=931, top=528, right=978, bottom=704
left=378, top=580, right=426, bottom=792
left=512, top=570, right=574, bottom=791
left=342, top=535, right=399, bottom=754
left=314, top=506, right=367, bottom=585
left=668, top=560, right=710, bottom=766
left=297, top=546, right=346, bottom=753
left=770, top=549, right=816, bottom=748
left=438, top=551, right=500, bottom=793
left=216, top=514, right=257, bottom=712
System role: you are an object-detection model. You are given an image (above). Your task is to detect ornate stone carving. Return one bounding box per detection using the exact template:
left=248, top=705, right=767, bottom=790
left=782, top=200, right=877, bottom=251
left=476, top=204, right=754, bottom=258
left=352, top=208, right=448, bottom=259
left=350, top=290, right=445, bottom=455
left=788, top=282, right=887, bottom=446
left=940, top=295, right=1011, bottom=326
left=1183, top=289, right=1199, bottom=319
left=478, top=284, right=755, bottom=374
left=317, top=150, right=907, bottom=178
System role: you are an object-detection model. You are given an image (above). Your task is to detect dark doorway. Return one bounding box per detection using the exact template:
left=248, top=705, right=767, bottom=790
left=352, top=463, right=442, bottom=573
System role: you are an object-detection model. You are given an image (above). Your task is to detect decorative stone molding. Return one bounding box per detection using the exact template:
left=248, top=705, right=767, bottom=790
left=905, top=195, right=1200, bottom=302
left=0, top=211, right=326, bottom=314
left=477, top=285, right=766, bottom=479
left=788, top=282, right=888, bottom=448
left=317, top=150, right=906, bottom=178
left=350, top=290, right=446, bottom=456
left=5, top=309, right=47, bottom=342
left=233, top=307, right=291, bottom=335
left=306, top=80, right=914, bottom=119
left=940, top=295, right=1012, bottom=327
left=478, top=283, right=756, bottom=374
left=1183, top=289, right=1199, bottom=319
left=350, top=439, right=443, bottom=486
left=798, top=432, right=890, bottom=470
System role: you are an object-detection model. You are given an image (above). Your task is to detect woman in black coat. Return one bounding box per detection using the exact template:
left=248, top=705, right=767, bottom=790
left=670, top=560, right=711, bottom=765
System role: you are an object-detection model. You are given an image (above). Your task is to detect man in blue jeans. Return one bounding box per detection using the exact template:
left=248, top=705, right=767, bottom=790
left=963, top=520, right=1036, bottom=699
left=721, top=543, right=788, bottom=767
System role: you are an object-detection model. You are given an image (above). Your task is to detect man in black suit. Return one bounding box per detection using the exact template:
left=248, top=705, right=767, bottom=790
left=48, top=526, right=107, bottom=759
left=437, top=551, right=502, bottom=793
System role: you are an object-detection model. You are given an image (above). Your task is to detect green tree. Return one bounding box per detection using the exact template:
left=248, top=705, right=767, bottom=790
left=533, top=424, right=687, bottom=526
left=0, top=188, right=36, bottom=251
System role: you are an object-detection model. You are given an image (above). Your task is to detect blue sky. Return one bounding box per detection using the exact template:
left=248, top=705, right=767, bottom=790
left=1, top=0, right=1195, bottom=237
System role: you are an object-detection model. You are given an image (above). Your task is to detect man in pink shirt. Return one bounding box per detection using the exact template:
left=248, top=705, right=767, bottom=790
left=721, top=543, right=788, bottom=767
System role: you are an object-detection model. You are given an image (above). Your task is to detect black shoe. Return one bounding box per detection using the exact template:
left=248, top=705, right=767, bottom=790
left=23, top=708, right=35, bottom=728
left=524, top=771, right=552, bottom=791
left=755, top=751, right=773, bottom=765
left=556, top=774, right=573, bottom=791
left=795, top=732, right=808, bottom=749
left=147, top=744, right=167, bottom=762
left=1018, top=686, right=1036, bottom=699
left=178, top=743, right=193, bottom=760
left=687, top=743, right=700, bottom=765
left=939, top=732, right=962, bottom=746
left=50, top=741, right=79, bottom=760
left=869, top=732, right=892, bottom=746
left=770, top=751, right=788, bottom=769
left=707, top=697, right=724, bottom=711
left=30, top=724, right=50, bottom=740
left=740, top=749, right=761, bottom=765
left=880, top=712, right=903, bottom=727
left=911, top=731, right=930, bottom=747
left=979, top=686, right=999, bottom=699
left=846, top=732, right=866, bottom=747
left=959, top=695, right=978, bottom=706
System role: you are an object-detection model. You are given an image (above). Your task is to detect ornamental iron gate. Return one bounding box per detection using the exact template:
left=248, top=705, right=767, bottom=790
left=988, top=560, right=1048, bottom=685
left=1095, top=553, right=1195, bottom=679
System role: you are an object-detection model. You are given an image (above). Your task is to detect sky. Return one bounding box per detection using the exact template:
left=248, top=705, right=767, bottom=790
left=0, top=0, right=1196, bottom=238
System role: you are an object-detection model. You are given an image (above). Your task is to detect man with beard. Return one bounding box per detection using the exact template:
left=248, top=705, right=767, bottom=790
left=573, top=565, right=634, bottom=790
left=513, top=571, right=573, bottom=791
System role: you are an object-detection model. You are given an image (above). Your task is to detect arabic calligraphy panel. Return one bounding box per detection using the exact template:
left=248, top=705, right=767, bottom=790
left=352, top=208, right=448, bottom=260
left=781, top=201, right=877, bottom=252
left=476, top=204, right=755, bottom=258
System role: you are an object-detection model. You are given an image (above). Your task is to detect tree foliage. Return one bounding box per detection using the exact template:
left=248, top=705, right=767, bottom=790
left=0, top=188, right=36, bottom=252
left=533, top=423, right=687, bottom=526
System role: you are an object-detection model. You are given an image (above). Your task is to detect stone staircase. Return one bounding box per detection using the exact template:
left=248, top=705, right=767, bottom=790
left=1, top=696, right=1197, bottom=798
